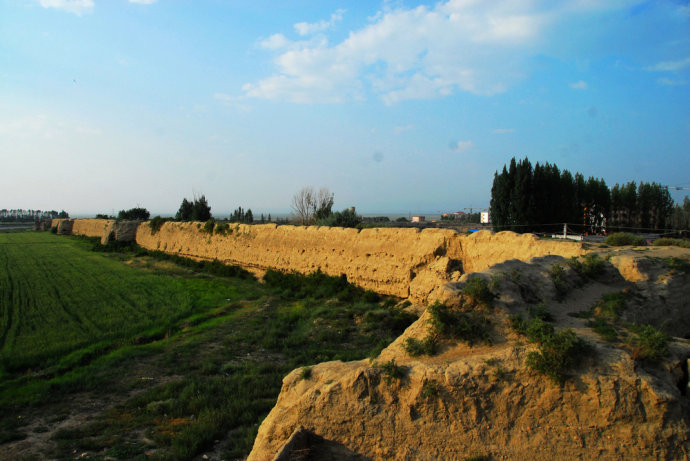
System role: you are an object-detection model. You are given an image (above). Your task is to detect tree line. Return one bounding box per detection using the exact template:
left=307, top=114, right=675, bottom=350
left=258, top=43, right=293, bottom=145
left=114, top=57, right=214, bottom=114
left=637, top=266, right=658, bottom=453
left=490, top=157, right=677, bottom=234
left=1, top=209, right=68, bottom=222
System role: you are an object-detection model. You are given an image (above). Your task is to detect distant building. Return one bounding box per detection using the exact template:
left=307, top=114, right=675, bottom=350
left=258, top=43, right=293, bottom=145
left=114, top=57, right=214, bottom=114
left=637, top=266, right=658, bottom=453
left=411, top=216, right=425, bottom=223
left=480, top=212, right=490, bottom=224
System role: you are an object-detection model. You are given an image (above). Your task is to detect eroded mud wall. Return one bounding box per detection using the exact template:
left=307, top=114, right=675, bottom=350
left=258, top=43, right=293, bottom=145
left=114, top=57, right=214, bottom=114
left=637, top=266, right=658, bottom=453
left=53, top=219, right=585, bottom=298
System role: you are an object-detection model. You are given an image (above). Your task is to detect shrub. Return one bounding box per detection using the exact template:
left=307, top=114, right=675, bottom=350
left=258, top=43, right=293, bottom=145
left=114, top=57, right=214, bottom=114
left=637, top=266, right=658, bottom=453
left=202, top=219, right=215, bottom=235
left=378, top=359, right=406, bottom=384
left=653, top=238, right=690, bottom=249
left=299, top=367, right=312, bottom=380
left=421, top=380, right=440, bottom=399
left=665, top=257, right=690, bottom=275
left=428, top=302, right=491, bottom=346
left=149, top=216, right=167, bottom=235
left=568, top=254, right=605, bottom=279
left=511, top=312, right=590, bottom=384
left=549, top=264, right=568, bottom=300
left=461, top=277, right=495, bottom=308
left=629, top=324, right=670, bottom=362
left=606, top=232, right=646, bottom=247
left=593, top=291, right=628, bottom=320
left=403, top=336, right=438, bottom=357
left=214, top=222, right=230, bottom=236
left=525, top=329, right=590, bottom=385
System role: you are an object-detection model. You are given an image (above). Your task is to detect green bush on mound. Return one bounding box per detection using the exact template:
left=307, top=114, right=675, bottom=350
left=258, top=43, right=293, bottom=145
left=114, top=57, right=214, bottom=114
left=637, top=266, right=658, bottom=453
left=605, top=232, right=646, bottom=246
left=511, top=310, right=590, bottom=384
left=653, top=238, right=690, bottom=249
left=628, top=324, right=670, bottom=362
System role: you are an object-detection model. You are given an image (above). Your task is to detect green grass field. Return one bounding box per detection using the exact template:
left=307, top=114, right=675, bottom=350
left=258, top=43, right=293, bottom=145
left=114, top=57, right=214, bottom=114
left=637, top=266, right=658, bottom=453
left=0, top=231, right=250, bottom=372
left=0, top=230, right=415, bottom=459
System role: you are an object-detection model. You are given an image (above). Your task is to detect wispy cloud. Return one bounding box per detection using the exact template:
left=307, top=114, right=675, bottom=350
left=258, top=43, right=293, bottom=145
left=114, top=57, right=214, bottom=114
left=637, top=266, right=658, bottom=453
left=645, top=57, right=690, bottom=72
left=569, top=80, right=588, bottom=90
left=451, top=140, right=474, bottom=153
left=394, top=124, right=414, bottom=134
left=243, top=1, right=637, bottom=104
left=492, top=128, right=515, bottom=134
left=39, top=0, right=93, bottom=15
left=294, top=9, right=345, bottom=36
left=129, top=0, right=157, bottom=3
left=658, top=77, right=686, bottom=86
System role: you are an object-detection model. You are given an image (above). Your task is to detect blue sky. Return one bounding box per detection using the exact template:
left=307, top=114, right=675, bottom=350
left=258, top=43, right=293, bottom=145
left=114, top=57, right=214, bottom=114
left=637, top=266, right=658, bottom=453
left=1, top=0, right=689, bottom=217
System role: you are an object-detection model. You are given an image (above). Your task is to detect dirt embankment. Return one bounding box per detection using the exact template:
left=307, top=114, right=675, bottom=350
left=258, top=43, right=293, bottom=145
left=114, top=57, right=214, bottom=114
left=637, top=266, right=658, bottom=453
left=249, top=251, right=690, bottom=461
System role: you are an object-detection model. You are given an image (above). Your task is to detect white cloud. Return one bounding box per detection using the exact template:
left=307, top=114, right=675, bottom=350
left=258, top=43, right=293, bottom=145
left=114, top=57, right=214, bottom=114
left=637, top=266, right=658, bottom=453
left=39, top=0, right=93, bottom=15
left=294, top=9, right=345, bottom=36
left=569, top=80, right=588, bottom=90
left=451, top=140, right=474, bottom=153
left=658, top=77, right=686, bottom=86
left=645, top=57, right=690, bottom=72
left=259, top=34, right=291, bottom=50
left=493, top=128, right=515, bottom=134
left=243, top=0, right=635, bottom=104
left=394, top=124, right=415, bottom=134
left=129, top=0, right=157, bottom=3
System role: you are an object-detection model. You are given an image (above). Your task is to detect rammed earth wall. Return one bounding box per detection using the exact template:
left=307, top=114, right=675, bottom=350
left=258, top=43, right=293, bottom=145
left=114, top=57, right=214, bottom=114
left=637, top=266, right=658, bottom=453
left=53, top=219, right=585, bottom=299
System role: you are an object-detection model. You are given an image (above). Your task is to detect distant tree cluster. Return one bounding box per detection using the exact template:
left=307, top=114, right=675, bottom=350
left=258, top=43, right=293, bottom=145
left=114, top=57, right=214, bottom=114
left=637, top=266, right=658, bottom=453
left=317, top=208, right=362, bottom=228
left=490, top=157, right=610, bottom=233
left=490, top=157, right=681, bottom=233
left=441, top=212, right=481, bottom=224
left=176, top=195, right=212, bottom=221
left=670, top=197, right=690, bottom=232
left=1, top=209, right=67, bottom=222
left=117, top=207, right=150, bottom=221
left=230, top=206, right=253, bottom=223
left=609, top=182, right=674, bottom=231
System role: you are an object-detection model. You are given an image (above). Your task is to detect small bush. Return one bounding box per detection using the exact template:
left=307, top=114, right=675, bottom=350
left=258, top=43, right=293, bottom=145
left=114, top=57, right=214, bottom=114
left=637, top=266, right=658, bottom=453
left=421, top=380, right=440, bottom=399
left=629, top=324, right=670, bottom=362
left=149, top=216, right=167, bottom=235
left=568, top=254, right=605, bottom=279
left=378, top=359, right=406, bottom=384
left=526, top=329, right=590, bottom=385
left=549, top=264, right=568, bottom=300
left=202, top=219, right=215, bottom=235
left=606, top=232, right=646, bottom=247
left=299, top=367, right=312, bottom=380
left=214, top=222, right=230, bottom=236
left=461, top=277, right=495, bottom=307
left=428, top=302, right=491, bottom=346
left=403, top=336, right=438, bottom=357
left=665, top=257, right=690, bottom=275
left=511, top=312, right=590, bottom=384
left=593, top=291, right=628, bottom=320
left=653, top=238, right=690, bottom=249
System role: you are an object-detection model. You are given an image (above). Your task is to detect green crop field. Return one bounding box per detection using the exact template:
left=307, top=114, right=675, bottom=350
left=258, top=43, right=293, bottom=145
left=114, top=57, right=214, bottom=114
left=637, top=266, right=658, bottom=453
left=0, top=231, right=249, bottom=372
left=0, top=230, right=415, bottom=459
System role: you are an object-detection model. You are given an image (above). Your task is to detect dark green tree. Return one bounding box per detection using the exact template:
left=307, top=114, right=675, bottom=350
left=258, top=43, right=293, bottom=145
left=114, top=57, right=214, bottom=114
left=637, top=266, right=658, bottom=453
left=117, top=207, right=150, bottom=221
